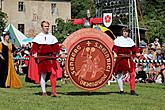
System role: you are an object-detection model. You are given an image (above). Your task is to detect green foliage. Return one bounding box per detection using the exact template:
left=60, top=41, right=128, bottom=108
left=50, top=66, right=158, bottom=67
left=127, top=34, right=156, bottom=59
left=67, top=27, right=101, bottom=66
left=55, top=0, right=165, bottom=44
left=140, top=0, right=165, bottom=44
left=54, top=0, right=96, bottom=43
left=71, top=0, right=96, bottom=18
left=0, top=10, right=8, bottom=36
left=55, top=18, right=82, bottom=43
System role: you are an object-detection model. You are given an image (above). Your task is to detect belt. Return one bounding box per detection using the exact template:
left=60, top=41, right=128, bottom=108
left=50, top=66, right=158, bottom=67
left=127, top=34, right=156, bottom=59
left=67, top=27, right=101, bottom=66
left=118, top=54, right=132, bottom=68
left=118, top=54, right=132, bottom=57
left=38, top=53, right=53, bottom=56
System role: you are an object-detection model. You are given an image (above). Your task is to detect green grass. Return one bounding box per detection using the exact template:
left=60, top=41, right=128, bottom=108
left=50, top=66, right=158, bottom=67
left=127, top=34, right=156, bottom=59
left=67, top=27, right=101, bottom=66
left=0, top=75, right=165, bottom=110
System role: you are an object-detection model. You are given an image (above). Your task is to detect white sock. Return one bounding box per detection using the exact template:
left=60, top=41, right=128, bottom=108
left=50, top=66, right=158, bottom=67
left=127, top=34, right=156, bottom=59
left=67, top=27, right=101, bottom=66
left=116, top=73, right=124, bottom=92
left=40, top=73, right=46, bottom=93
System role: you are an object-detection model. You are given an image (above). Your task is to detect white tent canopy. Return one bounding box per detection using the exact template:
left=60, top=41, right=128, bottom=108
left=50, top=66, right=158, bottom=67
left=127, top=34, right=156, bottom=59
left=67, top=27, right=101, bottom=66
left=4, top=24, right=28, bottom=46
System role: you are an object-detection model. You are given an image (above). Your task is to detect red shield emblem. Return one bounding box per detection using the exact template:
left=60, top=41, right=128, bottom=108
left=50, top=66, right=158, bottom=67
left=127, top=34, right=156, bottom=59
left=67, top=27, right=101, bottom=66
left=63, top=28, right=114, bottom=91
left=103, top=13, right=112, bottom=28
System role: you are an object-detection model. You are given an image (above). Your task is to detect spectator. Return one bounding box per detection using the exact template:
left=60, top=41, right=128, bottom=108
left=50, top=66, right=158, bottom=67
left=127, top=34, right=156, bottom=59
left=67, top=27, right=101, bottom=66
left=153, top=38, right=161, bottom=50
left=0, top=32, right=22, bottom=88
left=22, top=50, right=30, bottom=75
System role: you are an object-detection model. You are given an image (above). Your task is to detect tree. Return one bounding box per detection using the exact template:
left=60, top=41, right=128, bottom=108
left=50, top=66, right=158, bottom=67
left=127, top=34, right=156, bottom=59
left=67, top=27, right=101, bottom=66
left=71, top=0, right=96, bottom=18
left=140, top=0, right=165, bottom=44
left=0, top=10, right=7, bottom=36
left=55, top=18, right=82, bottom=42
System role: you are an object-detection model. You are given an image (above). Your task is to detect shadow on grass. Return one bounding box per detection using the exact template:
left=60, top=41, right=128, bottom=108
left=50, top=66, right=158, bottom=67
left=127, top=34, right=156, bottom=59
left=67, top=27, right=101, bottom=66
left=66, top=91, right=130, bottom=96
left=33, top=92, right=62, bottom=97
left=27, top=85, right=61, bottom=88
left=34, top=91, right=52, bottom=96
left=33, top=91, right=131, bottom=97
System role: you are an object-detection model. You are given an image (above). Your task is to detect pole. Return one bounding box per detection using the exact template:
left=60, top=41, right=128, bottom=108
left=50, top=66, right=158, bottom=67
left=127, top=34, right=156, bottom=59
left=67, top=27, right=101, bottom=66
left=134, top=0, right=140, bottom=46
left=0, top=0, right=2, bottom=11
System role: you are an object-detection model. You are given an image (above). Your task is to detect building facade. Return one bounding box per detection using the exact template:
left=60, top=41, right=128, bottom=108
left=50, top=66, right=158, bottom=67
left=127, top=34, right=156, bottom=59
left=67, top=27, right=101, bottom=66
left=1, top=0, right=71, bottom=37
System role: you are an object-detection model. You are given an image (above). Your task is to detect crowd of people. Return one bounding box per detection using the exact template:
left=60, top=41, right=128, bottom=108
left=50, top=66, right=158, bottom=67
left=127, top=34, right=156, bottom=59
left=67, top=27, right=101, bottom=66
left=136, top=38, right=165, bottom=84
left=13, top=43, right=31, bottom=75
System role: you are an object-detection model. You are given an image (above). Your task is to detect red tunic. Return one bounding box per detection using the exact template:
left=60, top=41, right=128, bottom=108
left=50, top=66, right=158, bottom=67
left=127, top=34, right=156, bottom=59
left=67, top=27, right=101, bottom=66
left=113, top=36, right=139, bottom=74
left=31, top=43, right=61, bottom=74
left=113, top=46, right=139, bottom=74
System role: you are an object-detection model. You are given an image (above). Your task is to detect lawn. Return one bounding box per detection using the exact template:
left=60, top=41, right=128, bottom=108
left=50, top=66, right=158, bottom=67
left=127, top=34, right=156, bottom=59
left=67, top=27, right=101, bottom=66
left=0, top=75, right=165, bottom=110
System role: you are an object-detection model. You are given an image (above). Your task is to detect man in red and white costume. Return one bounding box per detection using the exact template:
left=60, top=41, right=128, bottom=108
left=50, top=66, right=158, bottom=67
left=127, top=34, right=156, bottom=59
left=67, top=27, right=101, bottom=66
left=31, top=21, right=61, bottom=97
left=113, top=27, right=140, bottom=96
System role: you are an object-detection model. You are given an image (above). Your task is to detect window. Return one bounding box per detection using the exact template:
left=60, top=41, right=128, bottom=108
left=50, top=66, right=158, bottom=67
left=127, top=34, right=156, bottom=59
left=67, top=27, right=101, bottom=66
left=18, top=1, right=24, bottom=11
left=18, top=24, right=24, bottom=34
left=51, top=3, right=56, bottom=15
left=52, top=25, right=56, bottom=35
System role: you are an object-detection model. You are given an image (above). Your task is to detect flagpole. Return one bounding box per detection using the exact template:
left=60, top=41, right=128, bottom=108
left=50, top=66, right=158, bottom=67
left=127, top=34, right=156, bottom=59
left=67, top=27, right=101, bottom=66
left=134, top=0, right=141, bottom=46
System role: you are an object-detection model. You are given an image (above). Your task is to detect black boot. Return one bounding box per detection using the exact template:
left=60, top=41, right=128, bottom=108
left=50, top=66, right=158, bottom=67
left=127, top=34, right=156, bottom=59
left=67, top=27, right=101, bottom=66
left=130, top=90, right=138, bottom=96
left=119, top=91, right=124, bottom=94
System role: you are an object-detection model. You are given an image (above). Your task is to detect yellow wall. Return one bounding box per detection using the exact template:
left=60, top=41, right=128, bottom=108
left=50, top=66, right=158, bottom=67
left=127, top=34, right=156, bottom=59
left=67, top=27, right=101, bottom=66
left=2, top=0, right=71, bottom=36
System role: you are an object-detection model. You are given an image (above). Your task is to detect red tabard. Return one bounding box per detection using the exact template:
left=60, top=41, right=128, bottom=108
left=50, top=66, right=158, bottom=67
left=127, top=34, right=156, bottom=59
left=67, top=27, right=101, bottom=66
left=31, top=42, right=61, bottom=74
left=113, top=45, right=139, bottom=74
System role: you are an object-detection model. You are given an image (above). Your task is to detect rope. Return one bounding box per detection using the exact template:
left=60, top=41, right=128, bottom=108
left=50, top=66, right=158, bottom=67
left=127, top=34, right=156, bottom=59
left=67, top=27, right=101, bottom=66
left=13, top=57, right=66, bottom=62
left=13, top=58, right=29, bottom=60
left=13, top=57, right=164, bottom=64
left=133, top=59, right=165, bottom=63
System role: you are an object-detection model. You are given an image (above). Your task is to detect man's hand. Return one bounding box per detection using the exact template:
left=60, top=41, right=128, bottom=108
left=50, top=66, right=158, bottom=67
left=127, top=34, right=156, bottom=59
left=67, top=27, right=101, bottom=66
left=33, top=53, right=37, bottom=58
left=136, top=53, right=140, bottom=57
left=60, top=53, right=66, bottom=58
left=113, top=51, right=117, bottom=61
left=113, top=51, right=117, bottom=58
left=33, top=53, right=39, bottom=63
left=0, top=54, right=5, bottom=60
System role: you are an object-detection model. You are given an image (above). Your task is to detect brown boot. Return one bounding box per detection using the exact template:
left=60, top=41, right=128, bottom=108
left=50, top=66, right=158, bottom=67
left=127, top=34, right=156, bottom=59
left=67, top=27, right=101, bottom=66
left=41, top=92, right=47, bottom=96
left=51, top=92, right=57, bottom=97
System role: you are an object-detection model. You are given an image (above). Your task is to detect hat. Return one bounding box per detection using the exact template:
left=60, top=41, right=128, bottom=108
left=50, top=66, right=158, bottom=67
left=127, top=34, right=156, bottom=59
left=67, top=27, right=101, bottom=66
left=2, top=31, right=10, bottom=37
left=139, top=40, right=147, bottom=48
